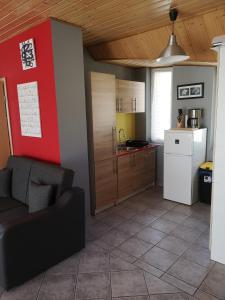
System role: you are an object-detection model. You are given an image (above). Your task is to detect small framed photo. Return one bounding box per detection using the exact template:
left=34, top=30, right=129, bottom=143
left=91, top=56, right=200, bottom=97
left=177, top=82, right=204, bottom=100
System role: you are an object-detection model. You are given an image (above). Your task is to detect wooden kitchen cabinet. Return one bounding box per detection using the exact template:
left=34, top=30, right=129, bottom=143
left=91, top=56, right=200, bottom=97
left=91, top=72, right=117, bottom=161
left=90, top=72, right=118, bottom=213
left=95, top=157, right=118, bottom=211
left=116, top=79, right=145, bottom=113
left=117, top=148, right=156, bottom=201
left=117, top=154, right=134, bottom=199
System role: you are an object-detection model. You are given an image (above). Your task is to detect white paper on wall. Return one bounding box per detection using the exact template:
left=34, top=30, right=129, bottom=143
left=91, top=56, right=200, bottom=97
left=17, top=81, right=42, bottom=138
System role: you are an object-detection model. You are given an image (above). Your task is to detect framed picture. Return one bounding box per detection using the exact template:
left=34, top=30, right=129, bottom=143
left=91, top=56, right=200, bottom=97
left=19, top=38, right=37, bottom=70
left=177, top=82, right=204, bottom=100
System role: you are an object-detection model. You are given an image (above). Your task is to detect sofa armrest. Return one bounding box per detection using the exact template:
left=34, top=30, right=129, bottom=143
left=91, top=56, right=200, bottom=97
left=0, top=187, right=85, bottom=289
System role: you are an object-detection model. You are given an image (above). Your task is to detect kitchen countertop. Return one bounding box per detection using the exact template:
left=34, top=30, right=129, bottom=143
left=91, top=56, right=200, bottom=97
left=116, top=144, right=159, bottom=157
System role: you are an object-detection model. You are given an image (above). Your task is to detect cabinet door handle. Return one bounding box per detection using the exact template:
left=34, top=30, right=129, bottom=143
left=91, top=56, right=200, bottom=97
left=112, top=126, right=117, bottom=154
left=134, top=97, right=137, bottom=112
left=113, top=158, right=117, bottom=174
left=119, top=98, right=122, bottom=112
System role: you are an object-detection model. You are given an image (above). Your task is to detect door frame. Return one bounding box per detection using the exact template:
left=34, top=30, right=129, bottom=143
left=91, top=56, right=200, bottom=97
left=0, top=78, right=13, bottom=154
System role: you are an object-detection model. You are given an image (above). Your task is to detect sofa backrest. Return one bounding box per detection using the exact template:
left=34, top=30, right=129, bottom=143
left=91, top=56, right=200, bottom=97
left=7, top=156, right=34, bottom=204
left=29, top=160, right=74, bottom=201
left=7, top=156, right=74, bottom=205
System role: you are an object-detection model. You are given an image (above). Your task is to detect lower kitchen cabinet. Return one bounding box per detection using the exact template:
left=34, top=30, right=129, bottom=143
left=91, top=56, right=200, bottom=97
left=95, top=157, right=118, bottom=211
left=117, top=154, right=134, bottom=199
left=117, top=148, right=156, bottom=201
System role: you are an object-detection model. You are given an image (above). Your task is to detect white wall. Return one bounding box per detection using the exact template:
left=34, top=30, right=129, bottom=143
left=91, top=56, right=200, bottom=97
left=211, top=46, right=225, bottom=264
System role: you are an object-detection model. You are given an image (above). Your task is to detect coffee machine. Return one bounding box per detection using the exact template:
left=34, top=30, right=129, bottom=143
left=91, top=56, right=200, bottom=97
left=187, top=109, right=202, bottom=128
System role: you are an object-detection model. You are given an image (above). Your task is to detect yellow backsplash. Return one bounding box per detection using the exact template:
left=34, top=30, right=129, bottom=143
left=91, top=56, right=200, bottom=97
left=116, top=113, right=136, bottom=142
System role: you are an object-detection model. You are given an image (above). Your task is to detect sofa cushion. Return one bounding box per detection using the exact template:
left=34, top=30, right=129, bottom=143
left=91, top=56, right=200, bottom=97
left=29, top=161, right=74, bottom=203
left=0, top=205, right=28, bottom=223
left=0, top=168, right=12, bottom=198
left=7, top=156, right=34, bottom=204
left=0, top=197, right=22, bottom=213
left=28, top=181, right=54, bottom=213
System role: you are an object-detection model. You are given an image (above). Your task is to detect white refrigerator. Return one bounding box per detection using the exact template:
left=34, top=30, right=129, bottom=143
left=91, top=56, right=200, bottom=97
left=164, top=128, right=207, bottom=205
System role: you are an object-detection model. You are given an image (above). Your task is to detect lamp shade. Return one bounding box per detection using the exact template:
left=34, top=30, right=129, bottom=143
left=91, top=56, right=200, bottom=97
left=156, top=34, right=189, bottom=64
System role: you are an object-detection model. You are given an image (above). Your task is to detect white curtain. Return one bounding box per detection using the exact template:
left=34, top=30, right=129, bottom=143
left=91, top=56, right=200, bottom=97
left=151, top=68, right=172, bottom=143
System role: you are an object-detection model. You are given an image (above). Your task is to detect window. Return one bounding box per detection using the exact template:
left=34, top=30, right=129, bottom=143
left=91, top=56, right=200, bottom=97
left=151, top=68, right=172, bottom=143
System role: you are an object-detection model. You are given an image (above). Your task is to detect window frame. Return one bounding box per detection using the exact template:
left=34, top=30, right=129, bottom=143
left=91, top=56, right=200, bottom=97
left=150, top=67, right=173, bottom=144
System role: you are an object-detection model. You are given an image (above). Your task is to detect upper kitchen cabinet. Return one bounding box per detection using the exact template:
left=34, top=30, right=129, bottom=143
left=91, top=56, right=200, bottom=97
left=116, top=79, right=145, bottom=113
left=90, top=72, right=117, bottom=161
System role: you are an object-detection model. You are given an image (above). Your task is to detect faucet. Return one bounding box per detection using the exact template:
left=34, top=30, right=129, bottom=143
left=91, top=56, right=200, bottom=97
left=118, top=128, right=127, bottom=144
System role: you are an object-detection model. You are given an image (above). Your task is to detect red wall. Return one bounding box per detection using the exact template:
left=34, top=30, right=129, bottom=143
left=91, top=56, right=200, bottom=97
left=0, top=20, right=60, bottom=163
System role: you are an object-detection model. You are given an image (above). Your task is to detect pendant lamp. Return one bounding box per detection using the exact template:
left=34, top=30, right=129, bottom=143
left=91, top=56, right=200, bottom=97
left=156, top=8, right=189, bottom=64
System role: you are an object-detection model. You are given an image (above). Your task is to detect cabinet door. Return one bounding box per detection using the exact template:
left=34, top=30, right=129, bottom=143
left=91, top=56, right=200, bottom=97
left=95, top=157, right=117, bottom=211
left=133, top=151, right=147, bottom=191
left=118, top=154, right=134, bottom=199
left=117, top=79, right=133, bottom=113
left=133, top=81, right=145, bottom=113
left=91, top=72, right=117, bottom=161
left=144, top=149, right=156, bottom=186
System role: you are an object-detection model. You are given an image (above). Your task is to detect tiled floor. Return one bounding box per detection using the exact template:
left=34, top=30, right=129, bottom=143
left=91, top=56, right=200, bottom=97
left=1, top=188, right=225, bottom=300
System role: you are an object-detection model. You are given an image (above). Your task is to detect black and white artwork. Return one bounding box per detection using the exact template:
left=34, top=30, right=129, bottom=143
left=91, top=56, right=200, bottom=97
left=19, top=38, right=37, bottom=70
left=177, top=82, right=204, bottom=100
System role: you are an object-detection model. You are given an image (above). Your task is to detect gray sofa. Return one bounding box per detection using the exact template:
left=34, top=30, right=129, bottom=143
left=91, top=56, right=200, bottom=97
left=0, top=156, right=85, bottom=289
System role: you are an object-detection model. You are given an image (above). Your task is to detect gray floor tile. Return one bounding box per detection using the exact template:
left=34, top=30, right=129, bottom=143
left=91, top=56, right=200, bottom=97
left=38, top=274, right=75, bottom=300
left=98, top=229, right=131, bottom=248
left=117, top=220, right=144, bottom=235
left=144, top=272, right=180, bottom=294
left=101, top=213, right=126, bottom=227
left=200, top=269, right=225, bottom=299
left=182, top=244, right=213, bottom=268
left=110, top=255, right=138, bottom=271
left=141, top=246, right=179, bottom=272
left=113, top=207, right=137, bottom=219
left=1, top=274, right=43, bottom=300
left=78, top=250, right=109, bottom=273
left=123, top=201, right=149, bottom=212
left=145, top=207, right=168, bottom=217
left=137, top=227, right=167, bottom=245
left=118, top=237, right=153, bottom=258
left=47, top=253, right=80, bottom=275
left=162, top=273, right=197, bottom=295
left=131, top=212, right=158, bottom=226
left=86, top=221, right=112, bottom=240
left=168, top=257, right=208, bottom=287
left=194, top=232, right=210, bottom=249
left=151, top=218, right=178, bottom=234
left=211, top=262, right=225, bottom=276
left=182, top=217, right=209, bottom=233
left=171, top=225, right=202, bottom=243
left=149, top=293, right=191, bottom=300
left=134, top=260, right=164, bottom=278
left=155, top=200, right=178, bottom=210
left=111, top=248, right=137, bottom=263
left=163, top=211, right=188, bottom=224
left=171, top=204, right=194, bottom=216
left=76, top=272, right=110, bottom=299
left=113, top=296, right=149, bottom=300
left=194, top=290, right=219, bottom=300
left=158, top=235, right=190, bottom=256
left=111, top=271, right=148, bottom=297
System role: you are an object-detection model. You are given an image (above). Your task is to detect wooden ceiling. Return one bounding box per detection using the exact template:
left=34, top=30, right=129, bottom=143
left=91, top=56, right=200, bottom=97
left=0, top=0, right=224, bottom=66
